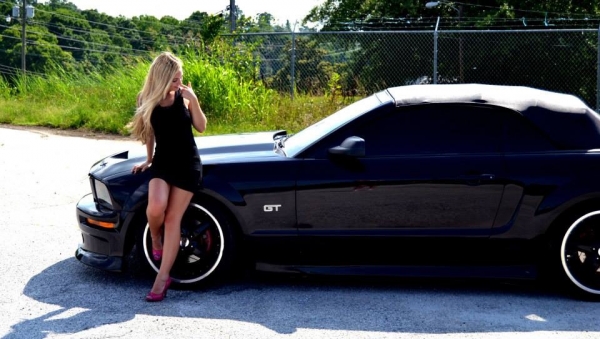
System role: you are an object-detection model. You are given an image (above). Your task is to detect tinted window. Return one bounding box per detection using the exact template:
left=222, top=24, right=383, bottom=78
left=355, top=104, right=504, bottom=156
left=503, top=113, right=556, bottom=152
left=284, top=94, right=386, bottom=157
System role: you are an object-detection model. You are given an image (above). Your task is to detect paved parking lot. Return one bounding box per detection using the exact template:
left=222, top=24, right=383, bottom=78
left=0, top=125, right=599, bottom=339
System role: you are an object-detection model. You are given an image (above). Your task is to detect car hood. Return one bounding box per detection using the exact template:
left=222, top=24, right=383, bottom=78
left=90, top=131, right=286, bottom=180
left=196, top=131, right=283, bottom=160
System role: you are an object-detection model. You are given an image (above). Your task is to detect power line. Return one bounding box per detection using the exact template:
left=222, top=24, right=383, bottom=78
left=1, top=17, right=207, bottom=58
left=33, top=7, right=177, bottom=40
left=32, top=8, right=209, bottom=47
left=0, top=62, right=47, bottom=77
left=0, top=32, right=23, bottom=41
left=27, top=40, right=149, bottom=57
left=0, top=23, right=153, bottom=56
left=27, top=19, right=160, bottom=45
left=452, top=1, right=600, bottom=18
left=325, top=15, right=600, bottom=30
left=34, top=7, right=201, bottom=44
left=0, top=32, right=150, bottom=61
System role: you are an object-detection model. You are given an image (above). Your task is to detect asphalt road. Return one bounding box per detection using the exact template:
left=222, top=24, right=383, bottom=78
left=0, top=125, right=599, bottom=339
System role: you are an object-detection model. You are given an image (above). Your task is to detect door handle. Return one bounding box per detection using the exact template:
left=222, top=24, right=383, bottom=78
left=478, top=173, right=495, bottom=180
left=458, top=173, right=496, bottom=185
left=459, top=173, right=495, bottom=180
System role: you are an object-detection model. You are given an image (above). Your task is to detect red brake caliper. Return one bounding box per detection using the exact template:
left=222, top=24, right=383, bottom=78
left=204, top=229, right=213, bottom=253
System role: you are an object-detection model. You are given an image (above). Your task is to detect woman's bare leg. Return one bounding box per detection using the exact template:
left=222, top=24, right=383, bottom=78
left=146, top=178, right=170, bottom=251
left=150, top=186, right=193, bottom=294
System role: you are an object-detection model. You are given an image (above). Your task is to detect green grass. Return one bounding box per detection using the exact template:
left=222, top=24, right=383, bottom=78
left=0, top=53, right=358, bottom=136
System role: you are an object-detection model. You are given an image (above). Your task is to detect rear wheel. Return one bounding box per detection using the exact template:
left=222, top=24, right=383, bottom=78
left=135, top=201, right=237, bottom=286
left=555, top=211, right=600, bottom=299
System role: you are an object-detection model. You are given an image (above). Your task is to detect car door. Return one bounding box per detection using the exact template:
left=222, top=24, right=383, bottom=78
left=295, top=103, right=507, bottom=266
left=488, top=109, right=566, bottom=265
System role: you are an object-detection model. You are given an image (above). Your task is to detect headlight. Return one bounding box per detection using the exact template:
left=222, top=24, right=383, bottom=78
left=93, top=179, right=113, bottom=209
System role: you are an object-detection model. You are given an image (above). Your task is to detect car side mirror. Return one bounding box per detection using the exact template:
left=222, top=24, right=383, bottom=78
left=328, top=136, right=365, bottom=157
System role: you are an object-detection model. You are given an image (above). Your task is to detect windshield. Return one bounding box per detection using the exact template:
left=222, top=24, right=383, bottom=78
left=284, top=94, right=384, bottom=157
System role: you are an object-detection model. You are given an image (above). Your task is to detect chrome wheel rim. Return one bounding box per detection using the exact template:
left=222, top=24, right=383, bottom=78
left=143, top=203, right=225, bottom=284
left=560, top=211, right=600, bottom=294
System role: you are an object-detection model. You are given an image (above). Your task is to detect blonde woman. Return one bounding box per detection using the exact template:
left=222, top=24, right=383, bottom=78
left=130, top=52, right=207, bottom=302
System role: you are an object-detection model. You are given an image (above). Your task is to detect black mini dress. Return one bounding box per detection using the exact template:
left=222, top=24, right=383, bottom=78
left=150, top=90, right=202, bottom=193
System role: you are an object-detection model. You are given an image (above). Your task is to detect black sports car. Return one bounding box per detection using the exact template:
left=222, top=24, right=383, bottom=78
left=76, top=84, right=600, bottom=299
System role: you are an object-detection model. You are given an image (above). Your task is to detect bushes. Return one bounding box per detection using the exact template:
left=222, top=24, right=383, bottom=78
left=0, top=40, right=352, bottom=135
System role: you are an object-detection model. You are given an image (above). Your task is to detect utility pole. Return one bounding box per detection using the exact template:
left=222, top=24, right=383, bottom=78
left=21, top=0, right=26, bottom=76
left=13, top=0, right=33, bottom=76
left=229, top=0, right=236, bottom=32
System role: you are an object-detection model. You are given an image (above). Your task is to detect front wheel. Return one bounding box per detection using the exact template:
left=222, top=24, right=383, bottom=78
left=136, top=201, right=237, bottom=286
left=556, top=211, right=600, bottom=299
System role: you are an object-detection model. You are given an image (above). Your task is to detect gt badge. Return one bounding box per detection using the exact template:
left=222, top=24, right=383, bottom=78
left=264, top=204, right=281, bottom=212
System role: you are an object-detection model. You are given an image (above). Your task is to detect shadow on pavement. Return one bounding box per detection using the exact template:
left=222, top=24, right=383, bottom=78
left=10, top=258, right=600, bottom=338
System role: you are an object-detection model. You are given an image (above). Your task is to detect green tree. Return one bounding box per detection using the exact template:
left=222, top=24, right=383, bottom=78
left=0, top=0, right=16, bottom=21
left=305, top=0, right=600, bottom=30
left=182, top=11, right=226, bottom=44
left=114, top=16, right=145, bottom=51
left=269, top=37, right=334, bottom=95
left=0, top=24, right=74, bottom=74
left=304, top=0, right=426, bottom=31
left=302, top=0, right=600, bottom=105
left=45, top=0, right=77, bottom=11
left=45, top=8, right=92, bottom=61
left=132, top=15, right=172, bottom=51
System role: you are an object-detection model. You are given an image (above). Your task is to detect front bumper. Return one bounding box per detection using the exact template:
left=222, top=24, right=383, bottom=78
left=75, top=193, right=125, bottom=272
left=75, top=247, right=123, bottom=272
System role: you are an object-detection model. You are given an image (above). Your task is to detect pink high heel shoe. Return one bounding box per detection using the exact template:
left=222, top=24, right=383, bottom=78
left=151, top=235, right=163, bottom=261
left=145, top=277, right=172, bottom=302
left=152, top=248, right=162, bottom=261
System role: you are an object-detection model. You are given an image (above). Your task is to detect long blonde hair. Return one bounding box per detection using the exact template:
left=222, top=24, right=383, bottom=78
left=128, top=52, right=183, bottom=143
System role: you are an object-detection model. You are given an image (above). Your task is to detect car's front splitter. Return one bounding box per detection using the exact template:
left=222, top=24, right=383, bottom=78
left=75, top=246, right=123, bottom=272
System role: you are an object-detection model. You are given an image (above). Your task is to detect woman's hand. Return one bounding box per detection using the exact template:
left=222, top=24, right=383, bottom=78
left=132, top=160, right=151, bottom=174
left=179, top=82, right=198, bottom=102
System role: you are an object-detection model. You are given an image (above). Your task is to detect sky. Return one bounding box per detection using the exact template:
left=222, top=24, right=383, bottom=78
left=44, top=0, right=327, bottom=25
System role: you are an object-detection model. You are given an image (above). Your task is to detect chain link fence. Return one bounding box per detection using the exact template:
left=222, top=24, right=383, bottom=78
left=225, top=28, right=599, bottom=110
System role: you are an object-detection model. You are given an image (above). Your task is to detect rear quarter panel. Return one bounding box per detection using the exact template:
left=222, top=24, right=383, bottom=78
left=494, top=151, right=600, bottom=240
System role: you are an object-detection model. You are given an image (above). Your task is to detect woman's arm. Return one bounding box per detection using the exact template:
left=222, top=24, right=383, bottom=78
left=180, top=83, right=207, bottom=133
left=132, top=94, right=155, bottom=174
left=131, top=134, right=154, bottom=174
left=132, top=133, right=154, bottom=174
left=145, top=134, right=155, bottom=162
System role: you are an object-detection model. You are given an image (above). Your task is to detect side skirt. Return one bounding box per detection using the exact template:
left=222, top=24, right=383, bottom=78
left=255, top=263, right=538, bottom=280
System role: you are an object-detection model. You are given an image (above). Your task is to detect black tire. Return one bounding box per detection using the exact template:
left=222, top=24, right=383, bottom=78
left=124, top=211, right=154, bottom=279
left=552, top=210, right=600, bottom=300
left=133, top=200, right=237, bottom=286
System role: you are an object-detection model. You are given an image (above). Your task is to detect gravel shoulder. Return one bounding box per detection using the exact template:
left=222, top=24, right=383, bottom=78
left=0, top=123, right=135, bottom=141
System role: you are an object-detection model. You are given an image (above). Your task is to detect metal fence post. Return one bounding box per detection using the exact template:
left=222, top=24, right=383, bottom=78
left=433, top=16, right=440, bottom=84
left=597, top=24, right=600, bottom=112
left=290, top=30, right=296, bottom=100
